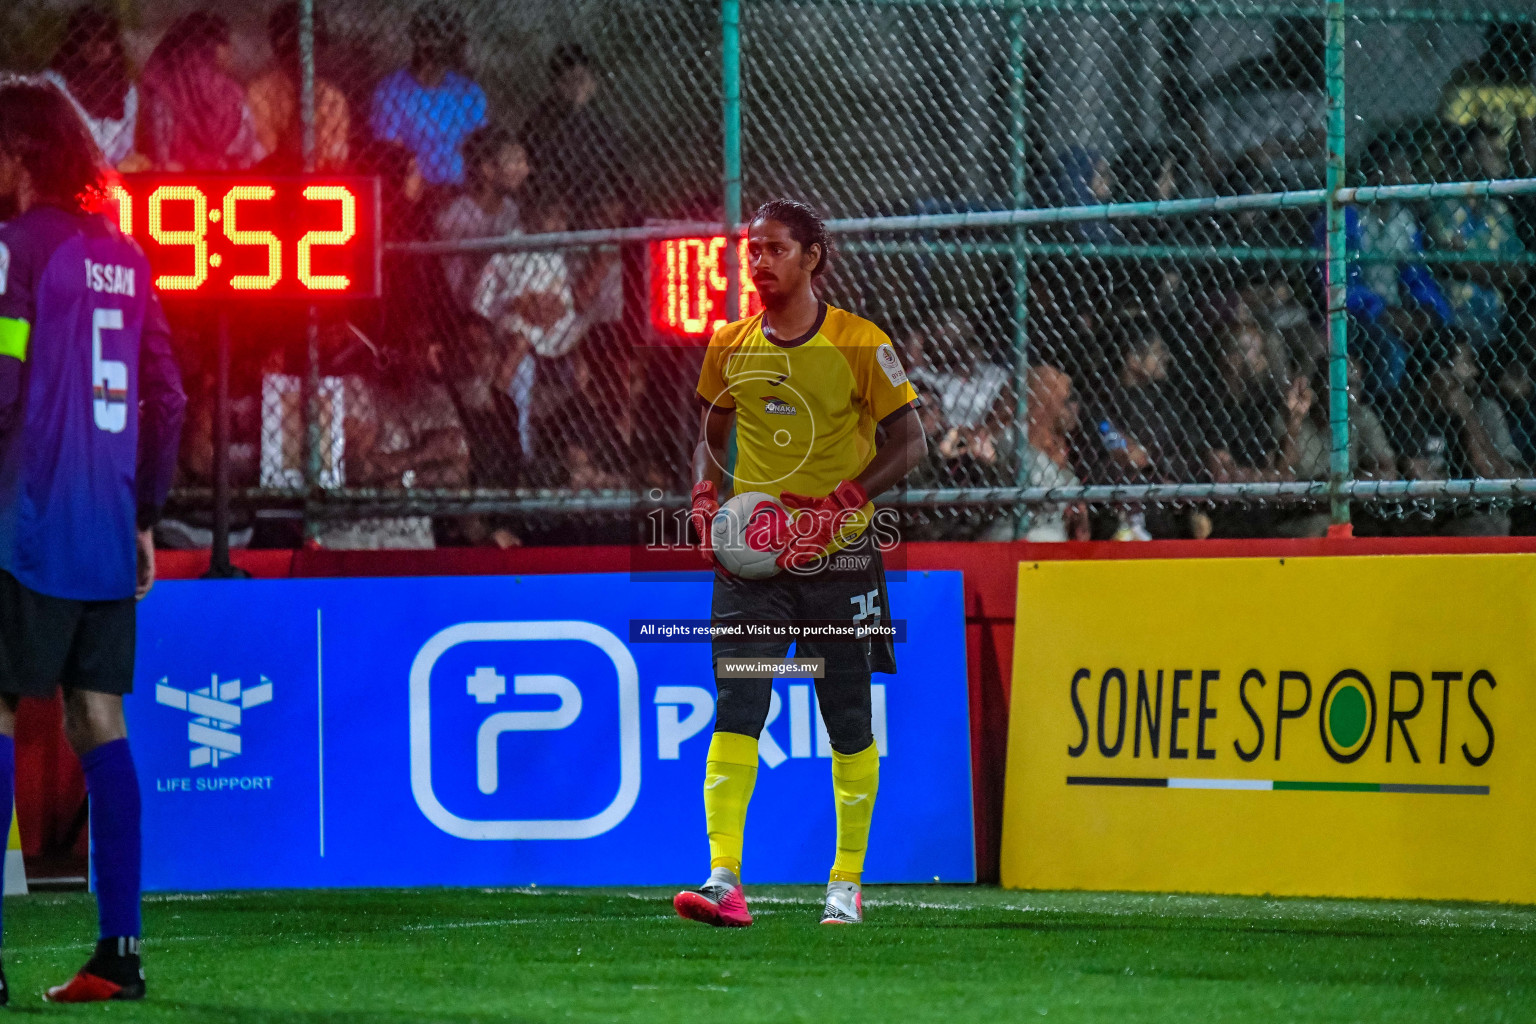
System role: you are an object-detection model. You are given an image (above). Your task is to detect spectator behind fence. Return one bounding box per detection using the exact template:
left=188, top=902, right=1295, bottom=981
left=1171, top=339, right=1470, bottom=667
left=314, top=347, right=470, bottom=550
left=436, top=125, right=530, bottom=305
left=1022, top=366, right=1090, bottom=542
left=430, top=313, right=524, bottom=499
left=1044, top=146, right=1123, bottom=245
left=905, top=308, right=1020, bottom=535
left=1441, top=22, right=1536, bottom=173
left=1430, top=125, right=1527, bottom=348
left=247, top=3, right=349, bottom=172
left=1397, top=337, right=1515, bottom=536
left=1481, top=342, right=1536, bottom=470
left=43, top=7, right=141, bottom=169
left=1293, top=355, right=1398, bottom=485
left=1082, top=315, right=1207, bottom=539
left=141, top=12, right=265, bottom=171
left=1111, top=141, right=1208, bottom=244
left=1317, top=131, right=1455, bottom=405
left=557, top=338, right=633, bottom=493
left=1197, top=15, right=1326, bottom=191
left=1217, top=154, right=1305, bottom=247
left=572, top=192, right=631, bottom=336
left=1201, top=322, right=1317, bottom=537
left=899, top=378, right=975, bottom=540
left=471, top=193, right=583, bottom=479
left=520, top=44, right=619, bottom=224
left=1444, top=342, right=1528, bottom=476
left=908, top=309, right=1013, bottom=437
left=1204, top=321, right=1311, bottom=481
left=1232, top=261, right=1314, bottom=363
left=1352, top=132, right=1457, bottom=336
left=904, top=376, right=1016, bottom=542
left=157, top=361, right=257, bottom=551
left=370, top=3, right=488, bottom=187
left=366, top=143, right=454, bottom=363
left=378, top=143, right=432, bottom=241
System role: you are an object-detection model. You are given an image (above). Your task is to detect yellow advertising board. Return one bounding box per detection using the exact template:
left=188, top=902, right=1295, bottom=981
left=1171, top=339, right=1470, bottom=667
left=1001, top=555, right=1536, bottom=903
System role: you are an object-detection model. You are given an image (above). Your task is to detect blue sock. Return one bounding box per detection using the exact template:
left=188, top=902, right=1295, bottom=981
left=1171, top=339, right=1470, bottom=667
left=0, top=734, right=12, bottom=947
left=81, top=738, right=141, bottom=940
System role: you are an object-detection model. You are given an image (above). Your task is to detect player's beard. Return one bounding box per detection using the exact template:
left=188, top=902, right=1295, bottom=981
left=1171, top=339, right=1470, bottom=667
left=754, top=278, right=790, bottom=310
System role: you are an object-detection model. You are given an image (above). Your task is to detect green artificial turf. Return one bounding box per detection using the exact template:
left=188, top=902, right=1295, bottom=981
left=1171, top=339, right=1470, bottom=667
left=1, top=885, right=1532, bottom=1022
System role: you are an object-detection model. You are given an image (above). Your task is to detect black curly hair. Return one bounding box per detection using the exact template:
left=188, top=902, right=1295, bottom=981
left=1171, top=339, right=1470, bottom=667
left=750, top=198, right=833, bottom=278
left=0, top=79, right=103, bottom=215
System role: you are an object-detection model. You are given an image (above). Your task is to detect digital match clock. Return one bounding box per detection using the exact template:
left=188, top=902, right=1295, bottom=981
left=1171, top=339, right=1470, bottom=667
left=649, top=235, right=761, bottom=341
left=108, top=175, right=382, bottom=299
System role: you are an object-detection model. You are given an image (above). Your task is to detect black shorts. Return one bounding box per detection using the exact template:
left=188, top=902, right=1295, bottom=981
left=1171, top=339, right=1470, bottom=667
left=0, top=570, right=136, bottom=698
left=712, top=528, right=897, bottom=678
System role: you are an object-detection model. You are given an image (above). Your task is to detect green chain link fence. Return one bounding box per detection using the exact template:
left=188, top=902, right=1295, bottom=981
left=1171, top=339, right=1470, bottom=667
left=9, top=0, right=1536, bottom=548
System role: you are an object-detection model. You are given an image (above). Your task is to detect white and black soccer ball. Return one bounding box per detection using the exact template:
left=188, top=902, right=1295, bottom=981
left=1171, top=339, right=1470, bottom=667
left=712, top=491, right=790, bottom=579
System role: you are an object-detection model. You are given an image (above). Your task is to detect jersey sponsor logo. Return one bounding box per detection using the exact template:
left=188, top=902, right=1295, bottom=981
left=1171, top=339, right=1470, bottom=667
left=84, top=258, right=136, bottom=297
left=875, top=343, right=907, bottom=386
left=761, top=395, right=798, bottom=416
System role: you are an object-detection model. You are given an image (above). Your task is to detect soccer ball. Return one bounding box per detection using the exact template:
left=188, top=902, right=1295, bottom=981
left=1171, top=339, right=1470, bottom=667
left=712, top=491, right=790, bottom=579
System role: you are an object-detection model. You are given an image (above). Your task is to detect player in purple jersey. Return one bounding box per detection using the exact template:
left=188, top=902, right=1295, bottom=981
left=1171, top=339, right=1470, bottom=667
left=0, top=81, right=185, bottom=1003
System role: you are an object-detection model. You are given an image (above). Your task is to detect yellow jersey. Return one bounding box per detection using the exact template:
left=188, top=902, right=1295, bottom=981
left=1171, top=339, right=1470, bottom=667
left=695, top=302, right=918, bottom=550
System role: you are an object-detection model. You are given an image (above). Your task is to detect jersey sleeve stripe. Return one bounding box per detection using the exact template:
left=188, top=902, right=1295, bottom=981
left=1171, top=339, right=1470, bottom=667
left=0, top=318, right=30, bottom=362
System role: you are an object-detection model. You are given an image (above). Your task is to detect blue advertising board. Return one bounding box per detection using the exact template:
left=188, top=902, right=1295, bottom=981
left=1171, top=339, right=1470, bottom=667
left=128, top=571, right=974, bottom=889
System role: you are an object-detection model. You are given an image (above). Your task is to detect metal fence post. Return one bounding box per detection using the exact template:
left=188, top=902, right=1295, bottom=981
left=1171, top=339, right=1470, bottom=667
left=722, top=0, right=742, bottom=326
left=1008, top=5, right=1031, bottom=540
left=721, top=0, right=743, bottom=489
left=1324, top=0, right=1351, bottom=533
left=299, top=0, right=322, bottom=540
left=299, top=0, right=316, bottom=166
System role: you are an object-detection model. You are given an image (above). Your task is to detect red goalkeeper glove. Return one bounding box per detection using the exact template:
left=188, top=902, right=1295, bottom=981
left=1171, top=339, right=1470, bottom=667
left=776, top=479, right=869, bottom=571
left=690, top=480, right=723, bottom=572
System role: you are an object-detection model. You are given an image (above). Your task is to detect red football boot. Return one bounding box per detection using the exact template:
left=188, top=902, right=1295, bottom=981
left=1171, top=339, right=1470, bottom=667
left=674, top=868, right=753, bottom=927
left=46, top=937, right=145, bottom=1002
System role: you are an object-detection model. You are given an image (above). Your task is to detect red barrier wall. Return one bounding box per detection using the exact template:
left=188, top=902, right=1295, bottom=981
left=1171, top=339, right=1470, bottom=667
left=22, top=536, right=1536, bottom=881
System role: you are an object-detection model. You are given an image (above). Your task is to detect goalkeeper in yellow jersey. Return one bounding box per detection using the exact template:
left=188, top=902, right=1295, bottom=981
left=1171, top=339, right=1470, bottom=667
left=674, top=200, right=927, bottom=927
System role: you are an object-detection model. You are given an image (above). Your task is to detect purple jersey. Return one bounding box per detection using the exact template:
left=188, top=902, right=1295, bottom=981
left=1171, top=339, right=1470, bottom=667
left=0, top=205, right=185, bottom=601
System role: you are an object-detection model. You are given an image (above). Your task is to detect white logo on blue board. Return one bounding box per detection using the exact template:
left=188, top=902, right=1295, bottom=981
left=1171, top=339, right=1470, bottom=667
left=653, top=684, right=888, bottom=767
left=463, top=666, right=582, bottom=794
left=409, top=622, right=640, bottom=842
left=156, top=675, right=273, bottom=768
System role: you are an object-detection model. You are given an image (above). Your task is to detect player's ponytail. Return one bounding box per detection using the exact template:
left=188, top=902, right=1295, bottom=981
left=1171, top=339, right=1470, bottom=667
left=751, top=198, right=834, bottom=278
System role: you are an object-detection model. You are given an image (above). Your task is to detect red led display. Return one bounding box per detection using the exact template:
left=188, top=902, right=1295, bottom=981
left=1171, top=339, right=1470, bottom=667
left=649, top=236, right=761, bottom=341
left=108, top=176, right=381, bottom=299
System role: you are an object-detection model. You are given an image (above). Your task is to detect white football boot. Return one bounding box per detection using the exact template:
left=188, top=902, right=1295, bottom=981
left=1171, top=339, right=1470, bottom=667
left=820, top=880, right=863, bottom=924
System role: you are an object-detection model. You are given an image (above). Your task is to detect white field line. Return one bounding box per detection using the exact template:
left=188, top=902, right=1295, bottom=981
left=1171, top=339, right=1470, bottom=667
left=22, top=888, right=1529, bottom=945
left=8, top=913, right=681, bottom=954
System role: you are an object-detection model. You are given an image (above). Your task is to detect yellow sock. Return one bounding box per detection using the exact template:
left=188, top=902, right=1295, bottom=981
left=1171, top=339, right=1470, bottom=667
left=829, top=741, right=880, bottom=884
left=703, top=731, right=759, bottom=878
